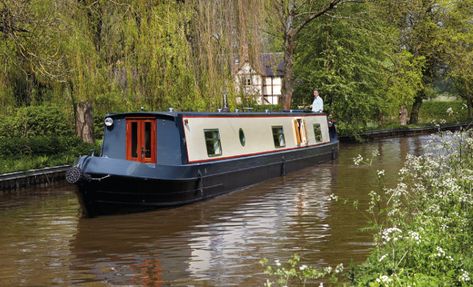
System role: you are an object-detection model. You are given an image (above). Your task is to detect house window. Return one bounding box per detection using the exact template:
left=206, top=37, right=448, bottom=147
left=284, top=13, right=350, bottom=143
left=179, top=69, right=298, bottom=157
left=245, top=77, right=251, bottom=86
left=313, top=123, right=322, bottom=142
left=272, top=126, right=286, bottom=148
left=239, top=128, right=246, bottom=146
left=204, top=129, right=222, bottom=157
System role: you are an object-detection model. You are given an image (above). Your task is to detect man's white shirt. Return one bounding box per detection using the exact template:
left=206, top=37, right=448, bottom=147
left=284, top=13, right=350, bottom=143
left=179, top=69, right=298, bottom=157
left=312, top=96, right=323, bottom=113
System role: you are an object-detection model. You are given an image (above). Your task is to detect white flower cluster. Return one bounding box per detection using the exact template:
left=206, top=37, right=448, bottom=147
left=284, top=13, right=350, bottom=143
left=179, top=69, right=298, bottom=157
left=375, top=274, right=392, bottom=284
left=381, top=227, right=402, bottom=244
left=328, top=193, right=338, bottom=201
left=446, top=107, right=454, bottom=116
left=436, top=246, right=445, bottom=257
left=459, top=269, right=470, bottom=282
left=408, top=231, right=421, bottom=244
left=377, top=169, right=385, bottom=177
left=353, top=154, right=364, bottom=166
left=335, top=263, right=344, bottom=274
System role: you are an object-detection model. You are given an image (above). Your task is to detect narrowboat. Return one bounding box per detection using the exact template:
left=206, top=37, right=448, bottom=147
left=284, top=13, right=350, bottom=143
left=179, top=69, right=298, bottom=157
left=66, top=110, right=339, bottom=217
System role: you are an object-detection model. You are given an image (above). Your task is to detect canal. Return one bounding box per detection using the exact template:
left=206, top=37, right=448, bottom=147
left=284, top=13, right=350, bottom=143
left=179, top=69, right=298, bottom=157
left=0, top=135, right=428, bottom=286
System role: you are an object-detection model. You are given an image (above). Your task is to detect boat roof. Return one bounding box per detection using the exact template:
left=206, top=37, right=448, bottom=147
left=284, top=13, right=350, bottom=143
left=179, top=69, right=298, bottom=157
left=106, top=110, right=326, bottom=119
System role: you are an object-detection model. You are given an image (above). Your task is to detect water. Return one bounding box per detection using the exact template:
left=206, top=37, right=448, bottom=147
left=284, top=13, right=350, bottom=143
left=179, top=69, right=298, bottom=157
left=0, top=136, right=428, bottom=286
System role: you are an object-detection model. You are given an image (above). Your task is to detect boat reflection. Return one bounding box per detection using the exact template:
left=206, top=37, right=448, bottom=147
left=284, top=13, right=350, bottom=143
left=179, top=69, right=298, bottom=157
left=70, top=165, right=335, bottom=286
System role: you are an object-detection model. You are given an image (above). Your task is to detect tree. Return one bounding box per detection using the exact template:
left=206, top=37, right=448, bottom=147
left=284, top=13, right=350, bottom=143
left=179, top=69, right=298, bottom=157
left=292, top=1, right=424, bottom=130
left=445, top=0, right=473, bottom=118
left=266, top=0, right=345, bottom=109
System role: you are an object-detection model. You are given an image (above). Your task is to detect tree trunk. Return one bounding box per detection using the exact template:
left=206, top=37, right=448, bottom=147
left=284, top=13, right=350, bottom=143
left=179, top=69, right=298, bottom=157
left=76, top=101, right=94, bottom=144
left=409, top=94, right=424, bottom=124
left=281, top=33, right=295, bottom=110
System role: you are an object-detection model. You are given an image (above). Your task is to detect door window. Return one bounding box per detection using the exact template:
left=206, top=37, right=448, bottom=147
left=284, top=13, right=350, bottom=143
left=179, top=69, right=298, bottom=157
left=126, top=118, right=156, bottom=163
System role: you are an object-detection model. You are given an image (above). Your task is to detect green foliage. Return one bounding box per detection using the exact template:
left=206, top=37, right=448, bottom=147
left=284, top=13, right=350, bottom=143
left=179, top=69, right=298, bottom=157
left=0, top=136, right=94, bottom=158
left=352, top=131, right=473, bottom=286
left=0, top=104, right=74, bottom=138
left=292, top=2, right=411, bottom=127
left=0, top=136, right=98, bottom=173
left=419, top=101, right=469, bottom=124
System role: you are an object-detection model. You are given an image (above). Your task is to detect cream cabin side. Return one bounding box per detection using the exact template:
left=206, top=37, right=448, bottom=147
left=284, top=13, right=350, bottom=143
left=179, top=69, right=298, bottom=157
left=182, top=114, right=330, bottom=163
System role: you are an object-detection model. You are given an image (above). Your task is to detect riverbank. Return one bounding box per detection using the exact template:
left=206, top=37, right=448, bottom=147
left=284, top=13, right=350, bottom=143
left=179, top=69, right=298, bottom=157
left=0, top=165, right=70, bottom=192
left=339, top=122, right=471, bottom=142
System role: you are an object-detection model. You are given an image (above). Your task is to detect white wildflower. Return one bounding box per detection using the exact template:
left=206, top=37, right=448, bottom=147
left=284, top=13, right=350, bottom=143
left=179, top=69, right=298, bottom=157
left=335, top=263, right=344, bottom=274
left=377, top=169, right=385, bottom=177
left=299, top=264, right=307, bottom=271
left=382, top=227, right=402, bottom=244
left=378, top=254, right=388, bottom=262
left=275, top=259, right=281, bottom=267
left=353, top=154, right=364, bottom=166
left=446, top=107, right=453, bottom=116
left=329, top=193, right=338, bottom=201
left=408, top=231, right=421, bottom=244
left=376, top=275, right=392, bottom=284
left=436, top=246, right=445, bottom=257
left=460, top=269, right=470, bottom=282
left=324, top=266, right=332, bottom=273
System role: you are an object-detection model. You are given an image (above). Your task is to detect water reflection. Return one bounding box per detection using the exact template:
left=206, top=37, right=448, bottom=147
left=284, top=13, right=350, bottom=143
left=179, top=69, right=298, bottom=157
left=0, top=135, right=432, bottom=286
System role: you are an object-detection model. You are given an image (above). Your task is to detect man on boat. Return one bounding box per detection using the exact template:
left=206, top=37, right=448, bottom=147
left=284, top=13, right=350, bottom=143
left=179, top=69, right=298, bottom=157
left=311, top=89, right=323, bottom=113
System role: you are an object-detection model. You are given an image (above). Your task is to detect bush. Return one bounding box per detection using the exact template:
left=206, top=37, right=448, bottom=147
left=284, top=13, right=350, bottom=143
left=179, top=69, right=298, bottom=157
left=352, top=131, right=473, bottom=286
left=419, top=100, right=469, bottom=124
left=0, top=136, right=95, bottom=158
left=0, top=104, right=75, bottom=138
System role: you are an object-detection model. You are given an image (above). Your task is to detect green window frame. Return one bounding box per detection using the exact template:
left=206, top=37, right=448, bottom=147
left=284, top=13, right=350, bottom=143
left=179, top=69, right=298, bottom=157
left=204, top=129, right=222, bottom=157
left=313, top=123, right=322, bottom=142
left=272, top=126, right=286, bottom=148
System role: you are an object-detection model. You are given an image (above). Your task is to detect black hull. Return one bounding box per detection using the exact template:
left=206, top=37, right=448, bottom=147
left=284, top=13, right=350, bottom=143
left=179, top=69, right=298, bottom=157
left=75, top=142, right=338, bottom=217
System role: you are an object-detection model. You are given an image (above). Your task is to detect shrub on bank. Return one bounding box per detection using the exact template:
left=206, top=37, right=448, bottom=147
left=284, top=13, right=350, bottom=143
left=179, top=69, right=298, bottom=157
left=419, top=100, right=469, bottom=124
left=0, top=104, right=75, bottom=138
left=352, top=131, right=473, bottom=286
left=261, top=131, right=473, bottom=286
left=0, top=136, right=99, bottom=173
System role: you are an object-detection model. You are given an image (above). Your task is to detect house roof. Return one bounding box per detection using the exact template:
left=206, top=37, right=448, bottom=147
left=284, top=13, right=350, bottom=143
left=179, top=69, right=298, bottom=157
left=234, top=52, right=285, bottom=77
left=259, top=52, right=284, bottom=77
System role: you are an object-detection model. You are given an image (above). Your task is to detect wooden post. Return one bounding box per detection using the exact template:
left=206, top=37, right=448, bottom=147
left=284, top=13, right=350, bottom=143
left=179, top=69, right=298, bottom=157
left=399, top=106, right=408, bottom=126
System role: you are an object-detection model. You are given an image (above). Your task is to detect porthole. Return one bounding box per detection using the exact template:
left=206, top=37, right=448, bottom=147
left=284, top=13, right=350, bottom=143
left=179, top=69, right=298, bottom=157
left=239, top=128, right=246, bottom=146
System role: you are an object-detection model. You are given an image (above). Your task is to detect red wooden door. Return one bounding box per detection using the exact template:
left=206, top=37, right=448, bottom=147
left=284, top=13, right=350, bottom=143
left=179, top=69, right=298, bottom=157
left=126, top=118, right=156, bottom=163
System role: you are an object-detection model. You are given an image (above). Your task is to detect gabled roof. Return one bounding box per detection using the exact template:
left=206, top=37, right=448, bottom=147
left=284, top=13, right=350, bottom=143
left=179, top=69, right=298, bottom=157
left=259, top=52, right=284, bottom=77
left=234, top=52, right=285, bottom=77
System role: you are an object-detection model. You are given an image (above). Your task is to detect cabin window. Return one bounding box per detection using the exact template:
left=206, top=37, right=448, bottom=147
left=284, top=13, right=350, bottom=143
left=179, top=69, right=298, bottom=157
left=126, top=118, right=156, bottom=163
left=272, top=126, right=286, bottom=148
left=204, top=129, right=222, bottom=157
left=313, top=123, right=322, bottom=142
left=239, top=128, right=246, bottom=146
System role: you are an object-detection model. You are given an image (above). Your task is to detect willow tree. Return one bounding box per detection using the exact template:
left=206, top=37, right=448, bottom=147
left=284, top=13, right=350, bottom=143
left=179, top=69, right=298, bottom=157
left=188, top=0, right=264, bottom=109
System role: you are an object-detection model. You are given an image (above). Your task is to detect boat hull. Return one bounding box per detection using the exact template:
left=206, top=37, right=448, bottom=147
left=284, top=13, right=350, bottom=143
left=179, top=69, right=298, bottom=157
left=74, top=141, right=338, bottom=217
